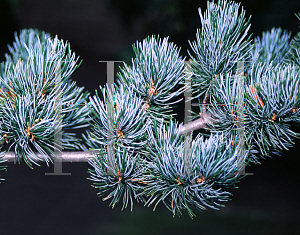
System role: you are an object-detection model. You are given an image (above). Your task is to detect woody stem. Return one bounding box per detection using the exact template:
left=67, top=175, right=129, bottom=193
left=179, top=86, right=213, bottom=135
left=178, top=113, right=213, bottom=135
left=2, top=151, right=96, bottom=162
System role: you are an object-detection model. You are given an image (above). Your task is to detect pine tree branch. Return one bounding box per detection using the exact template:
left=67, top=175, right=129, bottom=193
left=1, top=1, right=298, bottom=218
left=178, top=113, right=212, bottom=135
left=2, top=151, right=96, bottom=162
left=179, top=90, right=214, bottom=135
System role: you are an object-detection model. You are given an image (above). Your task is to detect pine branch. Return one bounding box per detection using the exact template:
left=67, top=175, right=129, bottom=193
left=188, top=0, right=252, bottom=99
left=0, top=29, right=91, bottom=167
left=1, top=0, right=300, bottom=220
left=251, top=28, right=291, bottom=66
left=85, top=0, right=253, bottom=218
left=115, top=35, right=186, bottom=123
left=178, top=113, right=213, bottom=135
left=2, top=151, right=95, bottom=162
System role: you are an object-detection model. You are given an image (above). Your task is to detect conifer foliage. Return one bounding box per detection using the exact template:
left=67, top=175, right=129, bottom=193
left=1, top=0, right=300, bottom=218
left=0, top=29, right=90, bottom=168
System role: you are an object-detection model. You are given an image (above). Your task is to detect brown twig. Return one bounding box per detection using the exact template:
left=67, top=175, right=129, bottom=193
left=179, top=113, right=213, bottom=135
left=179, top=90, right=214, bottom=135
